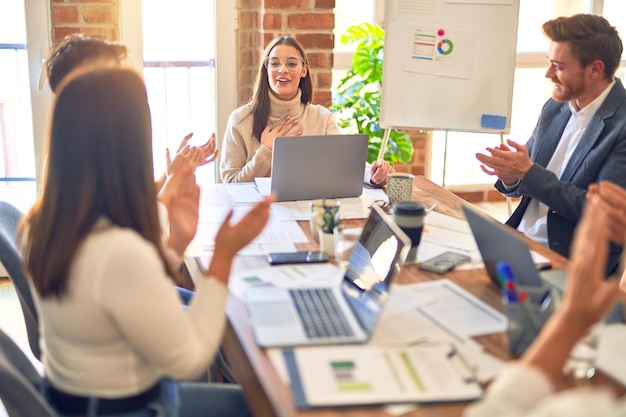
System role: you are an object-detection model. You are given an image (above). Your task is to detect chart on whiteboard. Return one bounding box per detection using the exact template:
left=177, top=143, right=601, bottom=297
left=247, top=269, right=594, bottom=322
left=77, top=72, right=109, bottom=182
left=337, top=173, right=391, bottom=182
left=405, top=26, right=476, bottom=79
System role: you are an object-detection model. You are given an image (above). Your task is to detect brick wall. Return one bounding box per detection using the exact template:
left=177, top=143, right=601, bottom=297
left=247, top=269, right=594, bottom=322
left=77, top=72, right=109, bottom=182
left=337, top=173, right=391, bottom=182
left=50, top=0, right=119, bottom=43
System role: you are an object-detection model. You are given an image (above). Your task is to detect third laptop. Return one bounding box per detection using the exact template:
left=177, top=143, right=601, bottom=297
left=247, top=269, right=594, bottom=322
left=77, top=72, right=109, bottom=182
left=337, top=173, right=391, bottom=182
left=462, top=204, right=567, bottom=292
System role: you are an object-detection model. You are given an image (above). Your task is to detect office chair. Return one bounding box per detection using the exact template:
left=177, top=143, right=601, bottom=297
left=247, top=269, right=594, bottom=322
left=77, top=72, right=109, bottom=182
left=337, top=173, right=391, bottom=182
left=0, top=201, right=41, bottom=360
left=0, top=328, right=55, bottom=417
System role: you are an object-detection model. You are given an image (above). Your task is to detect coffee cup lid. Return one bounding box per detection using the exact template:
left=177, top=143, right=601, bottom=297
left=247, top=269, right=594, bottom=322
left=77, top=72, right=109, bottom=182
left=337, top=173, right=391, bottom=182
left=391, top=201, right=425, bottom=215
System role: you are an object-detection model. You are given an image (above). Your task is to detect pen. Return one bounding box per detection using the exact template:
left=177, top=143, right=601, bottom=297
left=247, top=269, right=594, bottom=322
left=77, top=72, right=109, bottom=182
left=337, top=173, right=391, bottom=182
left=269, top=110, right=289, bottom=132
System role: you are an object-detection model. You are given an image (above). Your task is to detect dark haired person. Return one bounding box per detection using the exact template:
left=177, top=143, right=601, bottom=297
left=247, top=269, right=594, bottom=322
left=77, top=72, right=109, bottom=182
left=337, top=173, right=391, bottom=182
left=476, top=14, right=626, bottom=275
left=21, top=64, right=273, bottom=416
left=44, top=33, right=218, bottom=191
left=220, top=35, right=393, bottom=185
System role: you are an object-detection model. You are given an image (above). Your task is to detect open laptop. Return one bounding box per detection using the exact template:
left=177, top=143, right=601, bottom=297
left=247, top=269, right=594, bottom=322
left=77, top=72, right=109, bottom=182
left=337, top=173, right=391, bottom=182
left=245, top=204, right=411, bottom=347
left=270, top=134, right=369, bottom=201
left=462, top=204, right=567, bottom=292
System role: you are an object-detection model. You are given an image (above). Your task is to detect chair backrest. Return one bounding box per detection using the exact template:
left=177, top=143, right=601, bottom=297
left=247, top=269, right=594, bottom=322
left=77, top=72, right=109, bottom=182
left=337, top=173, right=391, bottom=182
left=0, top=201, right=41, bottom=359
left=0, top=328, right=55, bottom=417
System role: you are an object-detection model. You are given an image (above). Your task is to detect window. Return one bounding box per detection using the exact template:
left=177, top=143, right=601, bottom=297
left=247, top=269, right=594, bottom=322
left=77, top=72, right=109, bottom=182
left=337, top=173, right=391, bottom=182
left=332, top=0, right=380, bottom=91
left=430, top=0, right=625, bottom=187
left=141, top=0, right=217, bottom=183
left=0, top=0, right=38, bottom=212
left=121, top=0, right=236, bottom=184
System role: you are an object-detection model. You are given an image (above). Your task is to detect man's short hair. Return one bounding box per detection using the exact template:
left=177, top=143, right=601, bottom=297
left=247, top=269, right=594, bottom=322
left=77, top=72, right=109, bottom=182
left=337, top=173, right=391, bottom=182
left=542, top=14, right=623, bottom=79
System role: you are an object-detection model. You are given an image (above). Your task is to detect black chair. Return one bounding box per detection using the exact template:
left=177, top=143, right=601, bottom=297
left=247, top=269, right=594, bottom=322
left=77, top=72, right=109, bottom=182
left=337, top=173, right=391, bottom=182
left=0, top=328, right=55, bottom=417
left=0, top=201, right=40, bottom=360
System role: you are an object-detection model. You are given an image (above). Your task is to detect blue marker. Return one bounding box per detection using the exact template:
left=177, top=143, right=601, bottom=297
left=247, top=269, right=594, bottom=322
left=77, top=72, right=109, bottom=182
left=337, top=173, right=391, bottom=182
left=496, top=262, right=517, bottom=302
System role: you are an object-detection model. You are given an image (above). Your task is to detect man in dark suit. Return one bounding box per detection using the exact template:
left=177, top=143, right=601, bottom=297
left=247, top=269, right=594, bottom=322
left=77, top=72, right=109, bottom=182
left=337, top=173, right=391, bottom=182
left=476, top=14, right=626, bottom=275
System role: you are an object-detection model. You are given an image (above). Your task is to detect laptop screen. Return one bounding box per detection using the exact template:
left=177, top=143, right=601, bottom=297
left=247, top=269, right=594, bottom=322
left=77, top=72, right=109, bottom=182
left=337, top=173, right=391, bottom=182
left=340, top=205, right=410, bottom=334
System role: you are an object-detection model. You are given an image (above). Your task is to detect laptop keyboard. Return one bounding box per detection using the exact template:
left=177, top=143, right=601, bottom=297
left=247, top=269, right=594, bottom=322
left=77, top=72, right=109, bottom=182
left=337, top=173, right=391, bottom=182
left=289, top=288, right=355, bottom=340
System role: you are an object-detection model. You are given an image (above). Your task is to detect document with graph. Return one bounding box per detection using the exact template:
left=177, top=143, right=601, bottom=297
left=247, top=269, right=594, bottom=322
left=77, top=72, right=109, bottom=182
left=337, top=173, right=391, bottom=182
left=283, top=342, right=483, bottom=408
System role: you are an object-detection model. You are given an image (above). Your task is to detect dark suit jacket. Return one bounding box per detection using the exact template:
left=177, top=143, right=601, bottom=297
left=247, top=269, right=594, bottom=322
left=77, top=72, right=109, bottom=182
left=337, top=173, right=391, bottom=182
left=496, top=78, right=626, bottom=275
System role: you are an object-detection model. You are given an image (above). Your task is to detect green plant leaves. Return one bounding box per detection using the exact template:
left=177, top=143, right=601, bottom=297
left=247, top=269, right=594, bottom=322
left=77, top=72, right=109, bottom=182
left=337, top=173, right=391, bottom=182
left=331, top=22, right=414, bottom=165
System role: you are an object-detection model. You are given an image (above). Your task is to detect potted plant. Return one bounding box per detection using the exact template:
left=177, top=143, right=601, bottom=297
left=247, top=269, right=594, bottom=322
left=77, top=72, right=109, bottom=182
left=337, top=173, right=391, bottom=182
left=331, top=22, right=414, bottom=164
left=310, top=199, right=341, bottom=256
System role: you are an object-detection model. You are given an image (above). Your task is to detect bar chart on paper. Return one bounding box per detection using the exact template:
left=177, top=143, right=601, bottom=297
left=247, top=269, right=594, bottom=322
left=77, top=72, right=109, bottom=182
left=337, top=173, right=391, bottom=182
left=285, top=343, right=482, bottom=408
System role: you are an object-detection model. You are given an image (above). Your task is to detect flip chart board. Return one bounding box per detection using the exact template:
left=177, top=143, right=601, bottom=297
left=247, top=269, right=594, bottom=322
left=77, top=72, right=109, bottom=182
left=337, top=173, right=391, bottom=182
left=380, top=0, right=520, bottom=133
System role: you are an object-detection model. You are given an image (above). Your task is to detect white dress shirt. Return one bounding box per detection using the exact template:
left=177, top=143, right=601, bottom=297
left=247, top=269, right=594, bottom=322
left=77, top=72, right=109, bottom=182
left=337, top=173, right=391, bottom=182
left=518, top=80, right=615, bottom=246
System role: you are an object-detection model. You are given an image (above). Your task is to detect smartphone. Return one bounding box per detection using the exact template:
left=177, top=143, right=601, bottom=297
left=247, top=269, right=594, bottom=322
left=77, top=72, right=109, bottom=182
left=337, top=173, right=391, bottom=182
left=266, top=251, right=329, bottom=265
left=418, top=251, right=471, bottom=274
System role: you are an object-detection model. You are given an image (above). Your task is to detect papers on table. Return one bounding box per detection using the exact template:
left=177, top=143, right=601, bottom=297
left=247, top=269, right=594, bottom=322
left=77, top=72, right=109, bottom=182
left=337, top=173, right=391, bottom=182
left=284, top=343, right=483, bottom=409
left=384, top=279, right=508, bottom=338
left=251, top=273, right=506, bottom=409
left=265, top=278, right=507, bottom=409
left=188, top=183, right=381, bottom=258
left=596, top=323, right=626, bottom=386
left=227, top=263, right=343, bottom=302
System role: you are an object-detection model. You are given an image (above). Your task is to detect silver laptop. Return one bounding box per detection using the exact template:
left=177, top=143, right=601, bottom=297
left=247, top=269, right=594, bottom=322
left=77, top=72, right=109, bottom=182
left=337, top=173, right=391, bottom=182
left=245, top=204, right=411, bottom=347
left=462, top=204, right=566, bottom=292
left=270, top=134, right=369, bottom=201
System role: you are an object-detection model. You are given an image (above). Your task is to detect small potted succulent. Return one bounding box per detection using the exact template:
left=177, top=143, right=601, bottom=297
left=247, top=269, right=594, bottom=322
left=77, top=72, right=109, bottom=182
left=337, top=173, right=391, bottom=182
left=310, top=199, right=341, bottom=256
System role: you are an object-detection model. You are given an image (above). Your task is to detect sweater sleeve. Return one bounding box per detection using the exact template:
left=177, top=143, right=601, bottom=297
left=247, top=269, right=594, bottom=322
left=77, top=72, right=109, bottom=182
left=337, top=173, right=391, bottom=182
left=221, top=108, right=272, bottom=183
left=464, top=363, right=625, bottom=417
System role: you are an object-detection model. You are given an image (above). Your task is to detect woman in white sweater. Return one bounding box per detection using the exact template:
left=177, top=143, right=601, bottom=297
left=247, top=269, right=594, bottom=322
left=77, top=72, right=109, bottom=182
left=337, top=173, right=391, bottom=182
left=220, top=35, right=393, bottom=185
left=20, top=64, right=273, bottom=417
left=464, top=181, right=625, bottom=417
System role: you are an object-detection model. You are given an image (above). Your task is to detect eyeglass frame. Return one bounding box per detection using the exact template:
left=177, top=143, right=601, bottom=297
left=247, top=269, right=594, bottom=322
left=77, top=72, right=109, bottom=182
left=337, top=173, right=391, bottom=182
left=264, top=56, right=306, bottom=72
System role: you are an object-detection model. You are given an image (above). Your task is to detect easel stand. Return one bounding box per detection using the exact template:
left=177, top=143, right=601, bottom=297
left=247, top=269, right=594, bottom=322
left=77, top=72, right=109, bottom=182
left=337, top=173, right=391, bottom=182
left=500, top=132, right=513, bottom=216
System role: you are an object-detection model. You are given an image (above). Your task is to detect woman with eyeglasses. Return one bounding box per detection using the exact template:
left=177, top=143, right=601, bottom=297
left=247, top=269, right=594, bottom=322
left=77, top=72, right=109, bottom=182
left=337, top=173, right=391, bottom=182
left=220, top=36, right=394, bottom=185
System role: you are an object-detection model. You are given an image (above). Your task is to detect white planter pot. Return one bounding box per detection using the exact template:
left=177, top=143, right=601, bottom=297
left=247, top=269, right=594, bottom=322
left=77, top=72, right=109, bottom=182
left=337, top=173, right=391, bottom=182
left=318, top=230, right=335, bottom=257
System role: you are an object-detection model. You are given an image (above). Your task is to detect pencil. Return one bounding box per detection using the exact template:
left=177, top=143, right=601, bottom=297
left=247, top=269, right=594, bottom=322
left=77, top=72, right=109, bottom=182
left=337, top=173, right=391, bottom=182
left=269, top=111, right=289, bottom=132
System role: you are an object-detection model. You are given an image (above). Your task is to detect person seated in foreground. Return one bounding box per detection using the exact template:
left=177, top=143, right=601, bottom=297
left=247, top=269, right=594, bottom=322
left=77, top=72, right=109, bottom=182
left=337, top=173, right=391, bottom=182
left=20, top=63, right=274, bottom=416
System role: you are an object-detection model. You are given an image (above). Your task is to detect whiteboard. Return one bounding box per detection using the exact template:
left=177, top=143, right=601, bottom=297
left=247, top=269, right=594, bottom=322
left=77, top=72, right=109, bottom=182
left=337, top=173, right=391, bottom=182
left=380, top=0, right=520, bottom=133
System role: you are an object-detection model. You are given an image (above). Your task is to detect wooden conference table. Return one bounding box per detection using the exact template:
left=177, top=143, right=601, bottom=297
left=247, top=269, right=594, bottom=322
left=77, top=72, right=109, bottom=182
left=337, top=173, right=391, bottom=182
left=186, top=175, right=569, bottom=417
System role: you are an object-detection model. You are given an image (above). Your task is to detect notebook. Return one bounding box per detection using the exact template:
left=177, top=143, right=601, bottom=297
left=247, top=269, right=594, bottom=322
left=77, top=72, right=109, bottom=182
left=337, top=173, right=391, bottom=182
left=462, top=204, right=567, bottom=292
left=270, top=134, right=369, bottom=201
left=245, top=204, right=411, bottom=347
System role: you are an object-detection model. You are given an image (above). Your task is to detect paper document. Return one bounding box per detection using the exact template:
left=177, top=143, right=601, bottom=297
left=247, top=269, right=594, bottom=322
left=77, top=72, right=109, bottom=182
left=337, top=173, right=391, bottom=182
left=284, top=343, right=482, bottom=408
left=596, top=323, right=626, bottom=386
left=254, top=177, right=272, bottom=196
left=224, top=182, right=263, bottom=204
left=386, top=279, right=508, bottom=338
left=228, top=263, right=343, bottom=301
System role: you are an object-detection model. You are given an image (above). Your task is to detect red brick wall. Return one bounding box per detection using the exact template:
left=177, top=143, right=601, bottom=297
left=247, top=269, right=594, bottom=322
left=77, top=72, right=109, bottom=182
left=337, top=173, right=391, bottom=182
left=50, top=0, right=119, bottom=43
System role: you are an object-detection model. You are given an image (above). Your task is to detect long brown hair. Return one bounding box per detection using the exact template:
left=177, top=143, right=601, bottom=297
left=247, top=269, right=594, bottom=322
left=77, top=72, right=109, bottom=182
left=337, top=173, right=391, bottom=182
left=21, top=64, right=177, bottom=298
left=250, top=36, right=313, bottom=141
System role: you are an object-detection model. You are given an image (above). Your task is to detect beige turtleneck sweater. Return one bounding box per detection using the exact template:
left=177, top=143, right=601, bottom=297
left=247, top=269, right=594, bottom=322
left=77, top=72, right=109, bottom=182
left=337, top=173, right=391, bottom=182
left=220, top=90, right=341, bottom=183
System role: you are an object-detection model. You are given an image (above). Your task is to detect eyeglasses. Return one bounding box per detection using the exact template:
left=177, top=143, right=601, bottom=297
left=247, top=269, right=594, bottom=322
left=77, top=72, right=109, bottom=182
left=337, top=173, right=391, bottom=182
left=264, top=57, right=304, bottom=71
